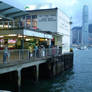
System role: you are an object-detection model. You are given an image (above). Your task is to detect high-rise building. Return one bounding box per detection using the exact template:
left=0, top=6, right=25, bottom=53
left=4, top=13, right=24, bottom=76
left=72, top=27, right=82, bottom=45
left=88, top=24, right=92, bottom=45
left=81, top=5, right=89, bottom=46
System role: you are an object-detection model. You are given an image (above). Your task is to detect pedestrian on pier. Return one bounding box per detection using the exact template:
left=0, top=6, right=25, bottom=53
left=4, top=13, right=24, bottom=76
left=52, top=46, right=56, bottom=56
left=34, top=44, right=38, bottom=57
left=3, top=41, right=9, bottom=64
left=40, top=45, right=45, bottom=57
left=29, top=46, right=33, bottom=59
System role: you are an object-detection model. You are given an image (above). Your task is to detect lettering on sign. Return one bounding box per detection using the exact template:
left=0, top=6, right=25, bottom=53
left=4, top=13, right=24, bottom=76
left=38, top=15, right=56, bottom=22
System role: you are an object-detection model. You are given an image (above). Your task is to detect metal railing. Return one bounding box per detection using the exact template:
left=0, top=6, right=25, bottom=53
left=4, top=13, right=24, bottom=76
left=0, top=48, right=62, bottom=64
left=0, top=49, right=29, bottom=64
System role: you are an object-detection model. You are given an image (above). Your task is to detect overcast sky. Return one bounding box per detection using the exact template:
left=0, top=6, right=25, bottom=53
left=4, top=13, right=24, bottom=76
left=1, top=0, right=92, bottom=27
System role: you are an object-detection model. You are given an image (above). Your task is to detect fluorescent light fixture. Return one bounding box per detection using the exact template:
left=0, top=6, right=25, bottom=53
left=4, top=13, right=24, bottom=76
left=0, top=36, right=4, bottom=38
left=45, top=39, right=48, bottom=41
left=0, top=17, right=2, bottom=19
left=18, top=35, right=26, bottom=38
left=24, top=36, right=26, bottom=37
left=18, top=35, right=23, bottom=38
left=25, top=38, right=30, bottom=41
left=8, top=34, right=17, bottom=36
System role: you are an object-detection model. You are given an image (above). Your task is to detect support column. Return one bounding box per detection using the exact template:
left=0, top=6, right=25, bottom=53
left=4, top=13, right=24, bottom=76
left=49, top=39, right=51, bottom=46
left=36, top=65, right=39, bottom=81
left=8, top=21, right=10, bottom=28
left=30, top=16, right=32, bottom=28
left=2, top=21, right=4, bottom=28
left=24, top=16, right=27, bottom=29
left=21, top=35, right=24, bottom=49
left=13, top=21, right=15, bottom=28
left=17, top=69, right=21, bottom=92
left=49, top=39, right=51, bottom=48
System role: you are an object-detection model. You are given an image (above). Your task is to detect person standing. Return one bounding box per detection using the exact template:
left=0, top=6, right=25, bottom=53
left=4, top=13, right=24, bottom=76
left=29, top=46, right=33, bottom=59
left=42, top=45, right=45, bottom=57
left=34, top=44, right=38, bottom=57
left=3, top=41, right=9, bottom=64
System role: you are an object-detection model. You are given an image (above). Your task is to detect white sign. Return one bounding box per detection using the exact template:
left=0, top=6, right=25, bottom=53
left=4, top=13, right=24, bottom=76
left=24, top=29, right=52, bottom=39
left=38, top=15, right=56, bottom=22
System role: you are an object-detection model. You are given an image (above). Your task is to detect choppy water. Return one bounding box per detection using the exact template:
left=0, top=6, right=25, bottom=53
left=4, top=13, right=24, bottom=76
left=22, top=48, right=92, bottom=92
left=1, top=48, right=92, bottom=92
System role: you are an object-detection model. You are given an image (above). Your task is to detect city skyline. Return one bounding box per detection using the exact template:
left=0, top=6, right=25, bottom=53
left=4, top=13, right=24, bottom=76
left=81, top=5, right=88, bottom=46
left=72, top=5, right=92, bottom=46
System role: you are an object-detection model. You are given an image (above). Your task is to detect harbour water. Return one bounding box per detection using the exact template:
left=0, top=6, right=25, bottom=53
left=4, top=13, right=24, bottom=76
left=0, top=48, right=92, bottom=92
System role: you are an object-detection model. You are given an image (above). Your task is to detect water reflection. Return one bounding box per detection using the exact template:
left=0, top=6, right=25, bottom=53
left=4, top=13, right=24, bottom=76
left=49, top=70, right=74, bottom=92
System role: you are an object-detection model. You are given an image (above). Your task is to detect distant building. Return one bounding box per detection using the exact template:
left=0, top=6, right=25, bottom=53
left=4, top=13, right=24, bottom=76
left=81, top=5, right=89, bottom=46
left=88, top=24, right=92, bottom=33
left=88, top=24, right=92, bottom=45
left=72, top=24, right=92, bottom=46
left=72, top=27, right=82, bottom=45
left=72, top=5, right=89, bottom=47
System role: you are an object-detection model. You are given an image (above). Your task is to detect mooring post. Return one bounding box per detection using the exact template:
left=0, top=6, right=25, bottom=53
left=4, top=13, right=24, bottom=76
left=17, top=69, right=21, bottom=92
left=36, top=64, right=39, bottom=81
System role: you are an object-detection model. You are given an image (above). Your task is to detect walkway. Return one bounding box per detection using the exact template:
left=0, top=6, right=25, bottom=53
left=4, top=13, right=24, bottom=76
left=0, top=58, right=46, bottom=74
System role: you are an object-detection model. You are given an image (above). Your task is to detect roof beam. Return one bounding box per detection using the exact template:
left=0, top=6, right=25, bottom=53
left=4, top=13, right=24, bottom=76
left=0, top=1, right=2, bottom=4
left=0, top=7, right=14, bottom=13
left=11, top=13, right=28, bottom=18
left=0, top=14, right=14, bottom=20
left=9, top=11, right=29, bottom=18
left=5, top=11, right=23, bottom=17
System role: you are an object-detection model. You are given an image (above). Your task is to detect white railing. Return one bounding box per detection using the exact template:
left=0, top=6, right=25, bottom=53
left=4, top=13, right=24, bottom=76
left=0, top=49, right=29, bottom=64
left=0, top=48, right=62, bottom=64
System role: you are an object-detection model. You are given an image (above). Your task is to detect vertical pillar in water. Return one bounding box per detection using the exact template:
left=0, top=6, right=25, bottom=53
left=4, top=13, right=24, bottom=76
left=8, top=21, right=10, bottom=28
left=36, top=65, right=39, bottom=81
left=17, top=69, right=21, bottom=92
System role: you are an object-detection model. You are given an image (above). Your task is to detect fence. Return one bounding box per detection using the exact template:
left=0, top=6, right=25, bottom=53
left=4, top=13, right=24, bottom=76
left=0, top=49, right=29, bottom=64
left=0, top=48, right=62, bottom=64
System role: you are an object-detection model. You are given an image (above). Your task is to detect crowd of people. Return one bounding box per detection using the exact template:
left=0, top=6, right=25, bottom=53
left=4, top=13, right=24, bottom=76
left=3, top=42, right=62, bottom=63
left=29, top=44, right=46, bottom=58
left=29, top=44, right=62, bottom=59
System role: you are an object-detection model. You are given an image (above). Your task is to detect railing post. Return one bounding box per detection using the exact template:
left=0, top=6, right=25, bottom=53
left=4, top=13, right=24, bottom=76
left=13, top=20, right=15, bottom=28
left=8, top=21, right=10, bottom=28
left=17, top=69, right=22, bottom=92
left=2, top=21, right=4, bottom=28
left=28, top=49, right=29, bottom=60
left=35, top=50, right=36, bottom=58
left=36, top=64, right=39, bottom=81
left=8, top=50, right=10, bottom=63
left=45, top=49, right=47, bottom=57
left=19, top=50, right=21, bottom=61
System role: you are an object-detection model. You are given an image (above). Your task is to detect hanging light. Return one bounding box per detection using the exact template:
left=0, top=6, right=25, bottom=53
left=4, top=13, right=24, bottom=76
left=0, top=17, right=2, bottom=19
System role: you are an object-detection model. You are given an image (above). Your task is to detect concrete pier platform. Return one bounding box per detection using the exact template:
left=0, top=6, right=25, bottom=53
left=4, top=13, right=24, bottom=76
left=0, top=59, right=46, bottom=74
left=0, top=52, right=73, bottom=92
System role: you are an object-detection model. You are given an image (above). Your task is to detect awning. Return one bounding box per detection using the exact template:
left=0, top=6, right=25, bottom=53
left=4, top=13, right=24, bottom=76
left=0, top=29, right=53, bottom=39
left=24, top=29, right=52, bottom=39
left=0, top=1, right=28, bottom=20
